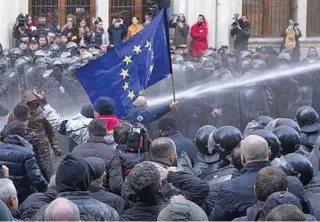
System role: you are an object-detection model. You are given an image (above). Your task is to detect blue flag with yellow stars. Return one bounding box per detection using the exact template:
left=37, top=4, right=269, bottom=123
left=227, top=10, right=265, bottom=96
left=76, top=9, right=170, bottom=117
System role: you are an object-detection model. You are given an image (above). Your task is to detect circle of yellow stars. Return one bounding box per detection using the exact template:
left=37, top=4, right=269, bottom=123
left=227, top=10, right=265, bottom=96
left=120, top=40, right=154, bottom=100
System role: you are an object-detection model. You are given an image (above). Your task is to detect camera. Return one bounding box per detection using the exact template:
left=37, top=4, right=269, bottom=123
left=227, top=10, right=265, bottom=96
left=218, top=45, right=229, bottom=54
left=126, top=124, right=148, bottom=155
left=231, top=13, right=240, bottom=28
left=16, top=13, right=28, bottom=27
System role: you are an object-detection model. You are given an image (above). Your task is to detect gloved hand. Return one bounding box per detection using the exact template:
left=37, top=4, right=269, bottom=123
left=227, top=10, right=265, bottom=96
left=53, top=148, right=62, bottom=156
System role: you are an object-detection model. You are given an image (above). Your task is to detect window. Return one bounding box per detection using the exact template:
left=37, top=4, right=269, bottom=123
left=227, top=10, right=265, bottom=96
left=109, top=0, right=149, bottom=26
left=242, top=0, right=297, bottom=37
left=29, top=0, right=96, bottom=26
left=307, top=0, right=320, bottom=37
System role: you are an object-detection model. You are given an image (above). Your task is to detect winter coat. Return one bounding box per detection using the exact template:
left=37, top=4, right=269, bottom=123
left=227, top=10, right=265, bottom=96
left=121, top=161, right=209, bottom=206
left=116, top=144, right=150, bottom=176
left=108, top=24, right=128, bottom=47
left=34, top=191, right=119, bottom=221
left=42, top=104, right=93, bottom=144
left=120, top=170, right=209, bottom=221
left=18, top=189, right=57, bottom=221
left=92, top=28, right=109, bottom=46
left=231, top=22, right=252, bottom=51
left=89, top=182, right=127, bottom=212
left=305, top=172, right=320, bottom=220
left=0, top=135, right=47, bottom=202
left=72, top=136, right=123, bottom=194
left=170, top=21, right=190, bottom=47
left=163, top=130, right=198, bottom=166
left=209, top=161, right=270, bottom=221
left=127, top=24, right=143, bottom=39
left=280, top=27, right=302, bottom=63
left=33, top=153, right=120, bottom=221
left=124, top=104, right=171, bottom=126
left=190, top=22, right=208, bottom=57
left=120, top=193, right=168, bottom=221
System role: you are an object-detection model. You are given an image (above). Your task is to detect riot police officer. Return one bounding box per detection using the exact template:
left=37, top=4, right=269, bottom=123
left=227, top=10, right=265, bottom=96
left=203, top=126, right=243, bottom=185
left=193, top=125, right=218, bottom=179
left=244, top=115, right=274, bottom=137
left=272, top=126, right=301, bottom=156
left=266, top=118, right=301, bottom=135
left=271, top=153, right=313, bottom=186
left=296, top=106, right=320, bottom=153
left=249, top=129, right=280, bottom=160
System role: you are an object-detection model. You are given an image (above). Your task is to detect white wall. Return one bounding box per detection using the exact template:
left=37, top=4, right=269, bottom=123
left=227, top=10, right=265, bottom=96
left=172, top=0, right=217, bottom=47
left=97, top=0, right=109, bottom=29
left=0, top=0, right=29, bottom=49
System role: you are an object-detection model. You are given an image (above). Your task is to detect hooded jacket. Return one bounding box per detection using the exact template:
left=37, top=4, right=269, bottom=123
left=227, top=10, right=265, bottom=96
left=22, top=91, right=58, bottom=179
left=35, top=154, right=119, bottom=221
left=0, top=134, right=47, bottom=202
left=190, top=21, right=208, bottom=57
left=72, top=136, right=123, bottom=194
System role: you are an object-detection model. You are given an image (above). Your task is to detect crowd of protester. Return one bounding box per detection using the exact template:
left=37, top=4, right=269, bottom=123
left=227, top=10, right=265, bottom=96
left=0, top=11, right=319, bottom=222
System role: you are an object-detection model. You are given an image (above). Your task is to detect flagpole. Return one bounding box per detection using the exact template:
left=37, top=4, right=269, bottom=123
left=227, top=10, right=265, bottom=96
left=163, top=5, right=176, bottom=102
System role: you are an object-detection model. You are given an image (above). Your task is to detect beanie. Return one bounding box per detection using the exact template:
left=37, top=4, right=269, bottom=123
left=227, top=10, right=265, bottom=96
left=157, top=199, right=208, bottom=221
left=80, top=104, right=94, bottom=119
left=94, top=97, right=115, bottom=115
left=84, top=157, right=105, bottom=180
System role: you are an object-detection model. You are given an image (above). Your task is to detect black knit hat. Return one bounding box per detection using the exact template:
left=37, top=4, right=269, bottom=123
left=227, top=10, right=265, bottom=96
left=159, top=117, right=178, bottom=130
left=80, top=104, right=94, bottom=119
left=94, top=97, right=115, bottom=115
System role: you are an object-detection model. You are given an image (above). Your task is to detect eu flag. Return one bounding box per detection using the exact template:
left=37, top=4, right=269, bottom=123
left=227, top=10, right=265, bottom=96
left=76, top=9, right=171, bottom=117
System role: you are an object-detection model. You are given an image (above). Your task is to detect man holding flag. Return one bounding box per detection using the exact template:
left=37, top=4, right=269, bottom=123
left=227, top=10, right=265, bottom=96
left=76, top=9, right=178, bottom=124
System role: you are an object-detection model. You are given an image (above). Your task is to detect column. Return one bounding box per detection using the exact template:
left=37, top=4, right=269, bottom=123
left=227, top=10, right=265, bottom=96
left=296, top=0, right=307, bottom=40
left=216, top=0, right=242, bottom=49
left=97, top=0, right=109, bottom=29
left=172, top=0, right=188, bottom=16
left=186, top=0, right=217, bottom=48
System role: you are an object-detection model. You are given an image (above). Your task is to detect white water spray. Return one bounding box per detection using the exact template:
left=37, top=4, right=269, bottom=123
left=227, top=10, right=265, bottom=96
left=147, top=62, right=320, bottom=107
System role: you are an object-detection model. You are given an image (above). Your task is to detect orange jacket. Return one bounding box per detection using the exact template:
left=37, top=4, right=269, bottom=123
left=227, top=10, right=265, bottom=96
left=127, top=24, right=143, bottom=39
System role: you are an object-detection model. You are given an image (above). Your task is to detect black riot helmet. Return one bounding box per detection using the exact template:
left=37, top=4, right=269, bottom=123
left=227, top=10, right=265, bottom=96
left=52, top=58, right=63, bottom=68
left=271, top=153, right=313, bottom=186
left=194, top=125, right=217, bottom=155
left=252, top=59, right=267, bottom=71
left=255, top=116, right=274, bottom=127
left=66, top=42, right=78, bottom=52
left=296, top=106, right=320, bottom=133
left=250, top=130, right=280, bottom=160
left=10, top=48, right=23, bottom=60
left=209, top=126, right=243, bottom=156
left=34, top=50, right=47, bottom=59
left=266, top=118, right=301, bottom=135
left=80, top=52, right=94, bottom=64
left=239, top=50, right=252, bottom=61
left=240, top=59, right=252, bottom=74
left=272, top=126, right=301, bottom=155
left=49, top=44, right=60, bottom=57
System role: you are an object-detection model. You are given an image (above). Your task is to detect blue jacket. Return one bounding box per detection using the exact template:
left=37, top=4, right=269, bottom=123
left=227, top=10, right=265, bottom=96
left=0, top=135, right=48, bottom=202
left=125, top=105, right=171, bottom=125
left=108, top=24, right=128, bottom=47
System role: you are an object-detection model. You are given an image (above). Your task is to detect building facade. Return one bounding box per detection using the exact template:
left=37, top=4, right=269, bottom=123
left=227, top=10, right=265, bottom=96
left=1, top=0, right=319, bottom=56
